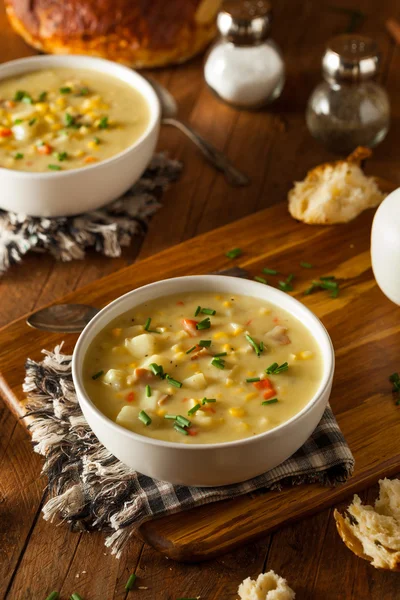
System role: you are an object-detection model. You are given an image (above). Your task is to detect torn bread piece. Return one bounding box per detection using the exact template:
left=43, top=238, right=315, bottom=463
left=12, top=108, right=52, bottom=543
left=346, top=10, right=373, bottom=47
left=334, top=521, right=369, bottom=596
left=334, top=478, right=400, bottom=571
left=288, top=146, right=385, bottom=224
left=238, top=570, right=296, bottom=600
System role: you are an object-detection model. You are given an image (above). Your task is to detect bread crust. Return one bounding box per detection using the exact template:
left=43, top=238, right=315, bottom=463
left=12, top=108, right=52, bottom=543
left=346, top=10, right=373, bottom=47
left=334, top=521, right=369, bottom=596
left=5, top=0, right=220, bottom=68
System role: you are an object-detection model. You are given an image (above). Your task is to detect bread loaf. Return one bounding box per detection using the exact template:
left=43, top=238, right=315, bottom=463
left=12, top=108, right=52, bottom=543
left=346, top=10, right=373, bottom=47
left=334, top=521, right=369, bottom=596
left=5, top=0, right=220, bottom=68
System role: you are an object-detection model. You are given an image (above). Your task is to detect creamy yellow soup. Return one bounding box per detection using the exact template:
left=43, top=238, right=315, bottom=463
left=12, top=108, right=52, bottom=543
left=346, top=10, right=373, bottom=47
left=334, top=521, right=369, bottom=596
left=0, top=69, right=150, bottom=172
left=84, top=292, right=324, bottom=445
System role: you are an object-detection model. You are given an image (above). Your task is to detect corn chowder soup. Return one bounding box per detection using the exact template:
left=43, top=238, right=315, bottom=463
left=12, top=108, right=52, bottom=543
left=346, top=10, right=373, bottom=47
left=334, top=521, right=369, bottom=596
left=0, top=69, right=150, bottom=172
left=84, top=292, right=324, bottom=444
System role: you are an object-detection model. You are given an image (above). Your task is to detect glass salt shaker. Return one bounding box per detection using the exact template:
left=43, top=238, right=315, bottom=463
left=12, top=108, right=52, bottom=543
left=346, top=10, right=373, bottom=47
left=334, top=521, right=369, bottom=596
left=306, top=35, right=390, bottom=154
left=204, top=0, right=285, bottom=109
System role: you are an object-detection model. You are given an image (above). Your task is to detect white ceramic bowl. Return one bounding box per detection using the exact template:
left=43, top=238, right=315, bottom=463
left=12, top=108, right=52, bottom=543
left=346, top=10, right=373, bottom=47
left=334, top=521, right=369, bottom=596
left=0, top=55, right=160, bottom=217
left=371, top=187, right=400, bottom=305
left=72, top=275, right=335, bottom=487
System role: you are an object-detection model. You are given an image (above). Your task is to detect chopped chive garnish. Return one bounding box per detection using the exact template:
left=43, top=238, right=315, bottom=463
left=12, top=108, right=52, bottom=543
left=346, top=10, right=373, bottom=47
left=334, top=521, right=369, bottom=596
left=14, top=152, right=24, bottom=159
left=53, top=151, right=67, bottom=161
left=38, top=91, right=47, bottom=101
left=164, top=414, right=178, bottom=420
left=286, top=274, right=295, bottom=284
left=201, top=307, right=216, bottom=315
left=194, top=305, right=201, bottom=316
left=263, top=268, right=279, bottom=275
left=262, top=398, right=278, bottom=405
left=300, top=262, right=313, bottom=269
left=188, top=404, right=201, bottom=416
left=186, top=345, right=197, bottom=354
left=255, top=276, right=267, bottom=284
left=246, top=377, right=260, bottom=383
left=149, top=363, right=164, bottom=378
left=93, top=136, right=100, bottom=144
left=225, top=247, right=242, bottom=259
left=64, top=113, right=75, bottom=127
left=45, top=592, right=59, bottom=600
left=70, top=593, right=83, bottom=600
left=79, top=87, right=90, bottom=96
left=278, top=281, right=293, bottom=292
left=138, top=410, right=152, bottom=426
left=199, top=340, right=212, bottom=348
left=202, top=397, right=216, bottom=404
left=196, top=317, right=211, bottom=330
left=144, top=317, right=160, bottom=333
left=48, top=164, right=61, bottom=170
left=266, top=362, right=288, bottom=375
left=13, top=118, right=23, bottom=124
left=165, top=374, right=182, bottom=388
left=14, top=90, right=26, bottom=101
left=60, top=86, right=72, bottom=94
left=146, top=384, right=151, bottom=397
left=92, top=370, right=104, bottom=380
left=390, top=373, right=400, bottom=404
left=304, top=277, right=339, bottom=298
left=214, top=352, right=227, bottom=357
left=98, top=116, right=109, bottom=129
left=211, top=357, right=225, bottom=369
left=28, top=117, right=37, bottom=126
left=174, top=423, right=189, bottom=435
left=176, top=415, right=191, bottom=427
left=125, top=573, right=137, bottom=591
left=304, top=283, right=319, bottom=296
left=245, top=334, right=263, bottom=357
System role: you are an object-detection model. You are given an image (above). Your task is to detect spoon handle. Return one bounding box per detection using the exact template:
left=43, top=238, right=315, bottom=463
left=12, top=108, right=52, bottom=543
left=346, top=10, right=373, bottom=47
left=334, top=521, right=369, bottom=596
left=162, top=118, right=250, bottom=187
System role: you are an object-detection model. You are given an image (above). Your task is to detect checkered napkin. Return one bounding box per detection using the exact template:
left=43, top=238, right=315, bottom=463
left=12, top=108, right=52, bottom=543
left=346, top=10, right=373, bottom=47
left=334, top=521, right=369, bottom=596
left=23, top=314, right=354, bottom=557
left=0, top=153, right=181, bottom=275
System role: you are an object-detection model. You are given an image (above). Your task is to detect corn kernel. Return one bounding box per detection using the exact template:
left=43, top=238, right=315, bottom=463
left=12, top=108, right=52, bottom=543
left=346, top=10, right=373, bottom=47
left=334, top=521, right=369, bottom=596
left=177, top=330, right=189, bottom=339
left=172, top=344, right=182, bottom=353
left=289, top=353, right=297, bottom=362
left=299, top=350, right=313, bottom=360
left=157, top=408, right=167, bottom=417
left=247, top=370, right=256, bottom=376
left=111, top=328, right=122, bottom=337
left=35, top=102, right=48, bottom=113
left=237, top=421, right=250, bottom=430
left=231, top=327, right=244, bottom=337
left=128, top=362, right=137, bottom=369
left=99, top=103, right=110, bottom=111
left=245, top=392, right=258, bottom=402
left=175, top=352, right=185, bottom=360
left=44, top=114, right=56, bottom=124
left=73, top=149, right=85, bottom=158
left=259, top=307, right=271, bottom=315
left=229, top=407, right=246, bottom=418
left=223, top=343, right=231, bottom=352
left=223, top=301, right=231, bottom=307
left=56, top=97, right=67, bottom=108
left=51, top=123, right=62, bottom=131
left=224, top=378, right=233, bottom=387
left=213, top=331, right=226, bottom=340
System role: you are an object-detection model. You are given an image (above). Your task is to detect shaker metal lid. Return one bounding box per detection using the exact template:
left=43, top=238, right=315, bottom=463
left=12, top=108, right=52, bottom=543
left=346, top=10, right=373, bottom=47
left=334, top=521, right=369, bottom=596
left=217, top=0, right=272, bottom=45
left=322, top=34, right=380, bottom=82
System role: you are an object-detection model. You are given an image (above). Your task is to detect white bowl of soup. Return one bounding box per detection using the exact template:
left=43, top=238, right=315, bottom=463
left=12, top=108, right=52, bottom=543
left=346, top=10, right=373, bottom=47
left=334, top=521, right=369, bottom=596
left=72, top=275, right=335, bottom=487
left=0, top=55, right=160, bottom=216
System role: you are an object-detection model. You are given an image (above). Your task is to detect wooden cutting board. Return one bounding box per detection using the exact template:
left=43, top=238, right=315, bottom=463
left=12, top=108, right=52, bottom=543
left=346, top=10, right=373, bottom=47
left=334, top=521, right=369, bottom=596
left=1, top=182, right=400, bottom=563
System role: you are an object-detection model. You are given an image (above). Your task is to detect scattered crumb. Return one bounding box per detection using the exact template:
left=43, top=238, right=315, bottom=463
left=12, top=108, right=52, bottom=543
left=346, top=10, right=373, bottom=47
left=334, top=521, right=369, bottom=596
left=75, top=574, right=79, bottom=579
left=138, top=586, right=148, bottom=590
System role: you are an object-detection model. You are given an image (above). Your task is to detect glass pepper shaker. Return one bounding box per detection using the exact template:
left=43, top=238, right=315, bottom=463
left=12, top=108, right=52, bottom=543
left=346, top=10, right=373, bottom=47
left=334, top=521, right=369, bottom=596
left=306, top=34, right=390, bottom=154
left=204, top=0, right=285, bottom=109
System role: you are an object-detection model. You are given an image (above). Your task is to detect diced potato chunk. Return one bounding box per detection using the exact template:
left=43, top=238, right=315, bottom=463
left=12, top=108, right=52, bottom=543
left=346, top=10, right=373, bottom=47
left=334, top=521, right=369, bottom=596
left=124, top=333, right=158, bottom=358
left=183, top=372, right=207, bottom=390
left=103, top=369, right=125, bottom=389
left=116, top=405, right=139, bottom=427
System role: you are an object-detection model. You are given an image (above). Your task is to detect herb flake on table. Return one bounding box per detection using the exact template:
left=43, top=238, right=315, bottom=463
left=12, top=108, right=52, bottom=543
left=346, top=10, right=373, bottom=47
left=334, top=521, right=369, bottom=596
left=304, top=276, right=340, bottom=298
left=300, top=262, right=313, bottom=269
left=125, top=573, right=137, bottom=591
left=389, top=372, right=400, bottom=404
left=263, top=267, right=279, bottom=275
left=254, top=276, right=268, bottom=284
left=225, top=247, right=242, bottom=259
left=45, top=592, right=59, bottom=600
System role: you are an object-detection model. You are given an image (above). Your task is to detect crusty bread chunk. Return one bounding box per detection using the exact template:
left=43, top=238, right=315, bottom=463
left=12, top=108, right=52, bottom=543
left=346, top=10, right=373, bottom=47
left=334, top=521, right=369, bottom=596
left=288, top=147, right=385, bottom=224
left=334, top=478, right=400, bottom=571
left=238, top=570, right=296, bottom=600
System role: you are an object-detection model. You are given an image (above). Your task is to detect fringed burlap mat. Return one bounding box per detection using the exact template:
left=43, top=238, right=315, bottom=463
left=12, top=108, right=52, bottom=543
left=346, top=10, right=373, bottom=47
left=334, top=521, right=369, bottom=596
left=23, top=345, right=354, bottom=558
left=0, top=153, right=182, bottom=275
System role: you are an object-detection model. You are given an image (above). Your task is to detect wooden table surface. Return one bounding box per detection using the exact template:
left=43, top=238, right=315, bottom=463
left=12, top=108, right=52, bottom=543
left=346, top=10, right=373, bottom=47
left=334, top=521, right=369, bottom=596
left=1, top=1, right=400, bottom=598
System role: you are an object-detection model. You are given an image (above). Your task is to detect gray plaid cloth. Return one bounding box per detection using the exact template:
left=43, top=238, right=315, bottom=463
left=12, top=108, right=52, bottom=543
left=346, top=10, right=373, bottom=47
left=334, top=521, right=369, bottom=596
left=23, top=331, right=354, bottom=557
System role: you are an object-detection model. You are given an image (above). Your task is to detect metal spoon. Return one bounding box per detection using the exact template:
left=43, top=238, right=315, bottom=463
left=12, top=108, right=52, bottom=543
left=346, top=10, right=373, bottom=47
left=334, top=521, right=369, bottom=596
left=27, top=304, right=99, bottom=333
left=147, top=77, right=250, bottom=187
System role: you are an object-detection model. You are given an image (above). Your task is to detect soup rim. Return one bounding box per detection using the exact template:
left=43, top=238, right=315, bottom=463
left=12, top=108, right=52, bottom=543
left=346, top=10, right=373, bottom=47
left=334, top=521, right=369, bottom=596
left=72, top=275, right=335, bottom=450
left=0, top=54, right=160, bottom=178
